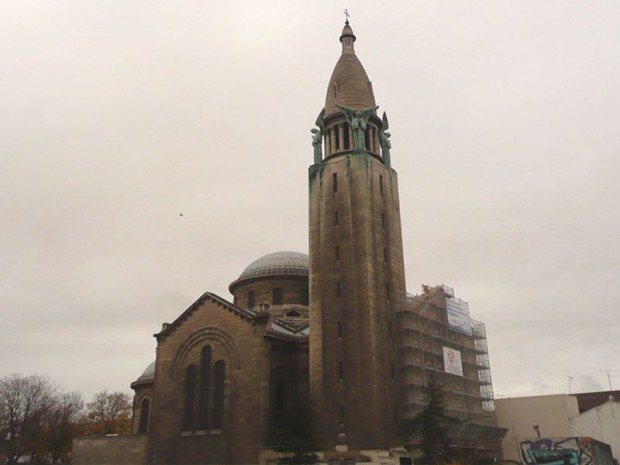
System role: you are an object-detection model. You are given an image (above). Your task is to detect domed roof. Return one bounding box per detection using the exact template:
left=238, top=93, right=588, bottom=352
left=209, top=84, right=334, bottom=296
left=238, top=251, right=309, bottom=281
left=137, top=361, right=155, bottom=382
left=324, top=22, right=376, bottom=117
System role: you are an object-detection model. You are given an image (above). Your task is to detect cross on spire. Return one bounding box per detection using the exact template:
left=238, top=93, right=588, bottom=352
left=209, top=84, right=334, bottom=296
left=344, top=9, right=350, bottom=24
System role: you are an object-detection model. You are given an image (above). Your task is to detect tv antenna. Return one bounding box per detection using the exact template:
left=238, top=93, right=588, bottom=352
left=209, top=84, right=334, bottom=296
left=565, top=374, right=574, bottom=394
left=600, top=369, right=617, bottom=391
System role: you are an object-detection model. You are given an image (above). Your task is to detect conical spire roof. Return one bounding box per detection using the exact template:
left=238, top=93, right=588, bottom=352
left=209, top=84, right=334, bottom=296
left=324, top=21, right=376, bottom=118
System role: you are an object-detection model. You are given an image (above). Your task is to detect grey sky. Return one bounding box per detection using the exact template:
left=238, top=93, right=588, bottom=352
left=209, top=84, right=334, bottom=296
left=1, top=1, right=619, bottom=401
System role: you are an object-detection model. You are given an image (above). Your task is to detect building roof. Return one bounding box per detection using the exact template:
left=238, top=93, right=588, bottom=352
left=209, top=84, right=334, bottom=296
left=237, top=251, right=309, bottom=281
left=324, top=21, right=376, bottom=118
left=131, top=360, right=155, bottom=389
left=138, top=361, right=155, bottom=381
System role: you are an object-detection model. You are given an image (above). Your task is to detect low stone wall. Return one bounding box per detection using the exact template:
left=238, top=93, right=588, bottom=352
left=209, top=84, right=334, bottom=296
left=72, top=435, right=148, bottom=465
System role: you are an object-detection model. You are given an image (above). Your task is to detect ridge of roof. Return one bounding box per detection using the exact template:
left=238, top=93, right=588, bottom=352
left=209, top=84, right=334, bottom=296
left=155, top=291, right=259, bottom=342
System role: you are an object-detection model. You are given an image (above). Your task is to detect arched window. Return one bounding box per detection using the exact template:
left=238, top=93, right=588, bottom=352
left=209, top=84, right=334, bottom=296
left=212, top=361, right=226, bottom=429
left=138, top=398, right=150, bottom=433
left=272, top=287, right=283, bottom=305
left=183, top=365, right=197, bottom=431
left=248, top=290, right=256, bottom=309
left=198, top=346, right=212, bottom=429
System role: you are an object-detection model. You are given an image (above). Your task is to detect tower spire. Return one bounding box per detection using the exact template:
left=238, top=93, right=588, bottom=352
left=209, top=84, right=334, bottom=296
left=339, top=18, right=356, bottom=54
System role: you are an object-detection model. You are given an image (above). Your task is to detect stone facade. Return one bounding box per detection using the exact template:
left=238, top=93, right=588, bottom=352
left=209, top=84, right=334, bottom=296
left=73, top=436, right=148, bottom=465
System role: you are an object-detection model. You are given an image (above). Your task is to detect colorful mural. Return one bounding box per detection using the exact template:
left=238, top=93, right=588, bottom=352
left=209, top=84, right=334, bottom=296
left=521, top=438, right=594, bottom=465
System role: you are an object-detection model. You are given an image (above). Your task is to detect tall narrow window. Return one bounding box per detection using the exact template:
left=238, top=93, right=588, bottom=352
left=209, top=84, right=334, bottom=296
left=212, top=361, right=226, bottom=429
left=302, top=288, right=309, bottom=306
left=335, top=126, right=340, bottom=151
left=343, top=125, right=350, bottom=149
left=381, top=212, right=385, bottom=228
left=386, top=284, right=390, bottom=300
left=272, top=287, right=283, bottom=305
left=198, top=346, right=212, bottom=429
left=384, top=247, right=388, bottom=263
left=334, top=211, right=339, bottom=225
left=248, top=290, right=256, bottom=309
left=339, top=405, right=345, bottom=424
left=336, top=281, right=341, bottom=298
left=338, top=362, right=344, bottom=381
left=364, top=128, right=370, bottom=150
left=138, top=398, right=150, bottom=433
left=332, top=172, right=338, bottom=192
left=183, top=365, right=197, bottom=431
left=335, top=246, right=340, bottom=261
left=337, top=321, right=342, bottom=338
left=274, top=379, right=286, bottom=425
left=379, top=175, right=384, bottom=195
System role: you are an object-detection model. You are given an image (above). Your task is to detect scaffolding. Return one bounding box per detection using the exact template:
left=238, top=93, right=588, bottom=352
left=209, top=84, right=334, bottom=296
left=398, top=285, right=497, bottom=425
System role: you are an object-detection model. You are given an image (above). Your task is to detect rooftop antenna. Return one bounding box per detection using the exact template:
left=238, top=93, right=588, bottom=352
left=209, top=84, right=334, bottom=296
left=600, top=370, right=617, bottom=391
left=344, top=8, right=350, bottom=24
left=565, top=374, right=573, bottom=394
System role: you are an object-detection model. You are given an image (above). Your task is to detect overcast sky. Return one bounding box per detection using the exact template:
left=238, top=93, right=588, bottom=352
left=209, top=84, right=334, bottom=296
left=1, top=1, right=619, bottom=402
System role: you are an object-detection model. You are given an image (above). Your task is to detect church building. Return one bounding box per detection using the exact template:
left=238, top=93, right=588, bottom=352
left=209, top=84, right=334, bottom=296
left=122, top=20, right=503, bottom=465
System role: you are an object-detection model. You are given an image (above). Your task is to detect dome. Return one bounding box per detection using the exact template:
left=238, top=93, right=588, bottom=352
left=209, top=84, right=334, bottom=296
left=237, top=251, right=309, bottom=281
left=137, top=361, right=155, bottom=382
left=324, top=22, right=376, bottom=117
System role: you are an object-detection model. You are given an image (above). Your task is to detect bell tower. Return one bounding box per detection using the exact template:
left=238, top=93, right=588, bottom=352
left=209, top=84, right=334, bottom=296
left=309, top=21, right=407, bottom=452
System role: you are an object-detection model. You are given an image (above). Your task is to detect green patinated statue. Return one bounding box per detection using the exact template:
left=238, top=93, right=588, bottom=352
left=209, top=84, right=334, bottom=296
left=336, top=104, right=379, bottom=152
left=311, top=108, right=326, bottom=164
left=380, top=111, right=392, bottom=168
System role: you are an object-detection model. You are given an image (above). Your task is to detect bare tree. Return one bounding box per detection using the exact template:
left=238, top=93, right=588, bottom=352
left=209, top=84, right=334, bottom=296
left=43, top=391, right=85, bottom=462
left=0, top=374, right=57, bottom=464
left=85, top=390, right=132, bottom=435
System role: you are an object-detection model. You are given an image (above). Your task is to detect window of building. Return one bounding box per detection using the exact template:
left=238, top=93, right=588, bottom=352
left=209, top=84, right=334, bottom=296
left=379, top=175, right=384, bottom=194
left=336, top=281, right=341, bottom=298
left=212, top=361, right=226, bottom=429
left=198, top=346, right=212, bottom=429
left=183, top=365, right=197, bottom=431
left=248, top=290, right=256, bottom=309
left=337, top=321, right=342, bottom=338
left=335, top=126, right=340, bottom=151
left=332, top=172, right=338, bottom=192
left=338, top=362, right=343, bottom=381
left=274, top=379, right=286, bottom=426
left=364, top=128, right=370, bottom=150
left=381, top=212, right=385, bottom=228
left=138, top=398, right=150, bottom=433
left=384, top=247, right=388, bottom=263
left=339, top=405, right=345, bottom=424
left=334, top=210, right=339, bottom=225
left=272, top=287, right=283, bottom=305
left=302, top=288, right=309, bottom=306
left=335, top=246, right=340, bottom=261
left=343, top=126, right=350, bottom=150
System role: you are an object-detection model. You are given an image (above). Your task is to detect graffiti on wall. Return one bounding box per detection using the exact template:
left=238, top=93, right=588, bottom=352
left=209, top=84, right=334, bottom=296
left=521, top=438, right=593, bottom=465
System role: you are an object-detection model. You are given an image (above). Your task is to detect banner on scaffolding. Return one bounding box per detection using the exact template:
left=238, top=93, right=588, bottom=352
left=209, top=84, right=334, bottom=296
left=446, top=298, right=472, bottom=336
left=443, top=347, right=463, bottom=377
